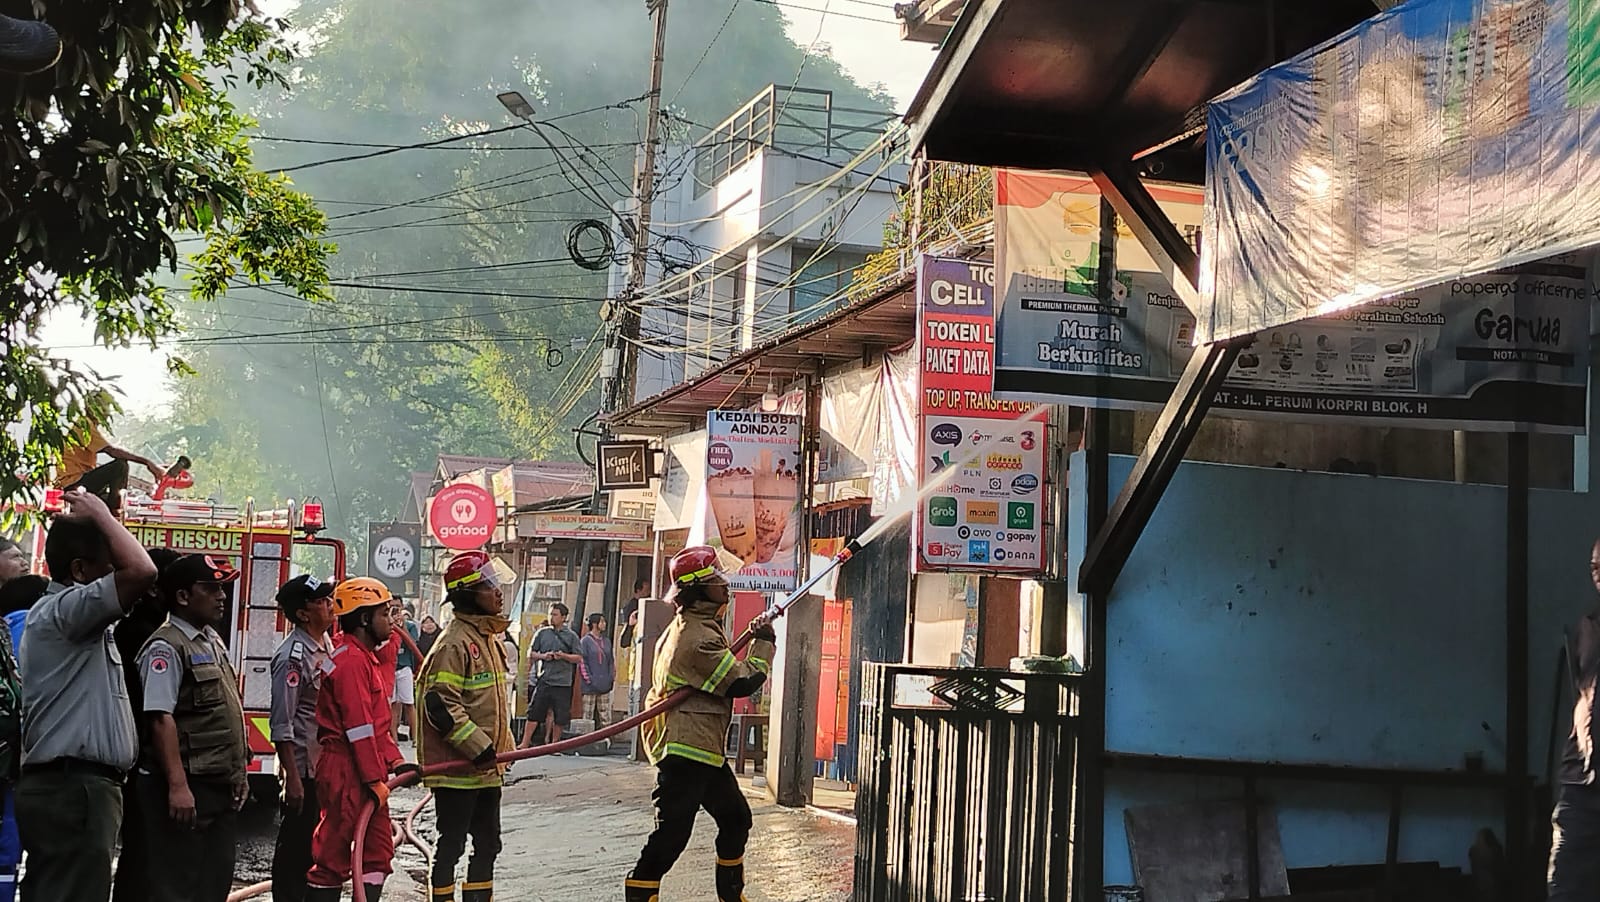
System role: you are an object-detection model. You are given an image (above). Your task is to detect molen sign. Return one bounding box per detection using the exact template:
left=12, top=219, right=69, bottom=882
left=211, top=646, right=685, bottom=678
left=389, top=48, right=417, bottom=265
left=428, top=483, right=497, bottom=550
left=597, top=441, right=652, bottom=491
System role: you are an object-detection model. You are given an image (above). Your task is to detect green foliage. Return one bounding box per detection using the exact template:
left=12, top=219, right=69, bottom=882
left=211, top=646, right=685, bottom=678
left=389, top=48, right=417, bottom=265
left=148, top=0, right=895, bottom=552
left=855, top=162, right=993, bottom=299
left=0, top=1, right=330, bottom=504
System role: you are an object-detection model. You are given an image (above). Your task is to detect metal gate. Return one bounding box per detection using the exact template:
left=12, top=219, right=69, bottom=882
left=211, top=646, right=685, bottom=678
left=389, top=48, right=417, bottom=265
left=854, top=664, right=1080, bottom=902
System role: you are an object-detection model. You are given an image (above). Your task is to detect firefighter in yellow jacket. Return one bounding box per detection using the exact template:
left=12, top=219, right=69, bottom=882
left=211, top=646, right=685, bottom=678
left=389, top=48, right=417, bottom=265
left=626, top=546, right=777, bottom=902
left=417, top=551, right=518, bottom=902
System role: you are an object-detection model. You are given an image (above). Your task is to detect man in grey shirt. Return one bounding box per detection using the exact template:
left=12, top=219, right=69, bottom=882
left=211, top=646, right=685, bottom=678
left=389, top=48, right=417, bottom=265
left=16, top=488, right=157, bottom=902
left=518, top=603, right=582, bottom=748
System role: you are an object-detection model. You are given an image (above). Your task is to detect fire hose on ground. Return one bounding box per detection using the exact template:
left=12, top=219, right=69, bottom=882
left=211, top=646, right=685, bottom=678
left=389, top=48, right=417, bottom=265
left=226, top=539, right=861, bottom=901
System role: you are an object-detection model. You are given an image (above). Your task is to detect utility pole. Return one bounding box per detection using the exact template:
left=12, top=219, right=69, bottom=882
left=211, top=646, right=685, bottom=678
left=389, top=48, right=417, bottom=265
left=594, top=0, right=669, bottom=629
left=616, top=0, right=669, bottom=406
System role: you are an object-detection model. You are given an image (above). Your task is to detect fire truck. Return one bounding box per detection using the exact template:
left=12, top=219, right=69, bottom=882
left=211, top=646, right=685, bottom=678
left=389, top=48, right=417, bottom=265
left=111, top=496, right=347, bottom=795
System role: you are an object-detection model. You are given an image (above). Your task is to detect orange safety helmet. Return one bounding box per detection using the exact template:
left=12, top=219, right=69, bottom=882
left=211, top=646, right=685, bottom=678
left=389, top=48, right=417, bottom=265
left=331, top=577, right=394, bottom=617
left=444, top=550, right=517, bottom=591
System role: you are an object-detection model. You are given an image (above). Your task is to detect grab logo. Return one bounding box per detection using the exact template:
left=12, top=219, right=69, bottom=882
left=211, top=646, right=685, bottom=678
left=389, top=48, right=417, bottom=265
left=429, top=484, right=496, bottom=550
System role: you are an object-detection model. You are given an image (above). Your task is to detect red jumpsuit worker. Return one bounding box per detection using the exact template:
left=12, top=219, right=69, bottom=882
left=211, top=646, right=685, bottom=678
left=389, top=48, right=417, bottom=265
left=306, top=578, right=416, bottom=902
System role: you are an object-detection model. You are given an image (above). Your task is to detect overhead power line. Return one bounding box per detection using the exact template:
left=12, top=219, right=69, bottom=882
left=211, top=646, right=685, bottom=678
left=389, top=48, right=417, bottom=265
left=274, top=124, right=528, bottom=173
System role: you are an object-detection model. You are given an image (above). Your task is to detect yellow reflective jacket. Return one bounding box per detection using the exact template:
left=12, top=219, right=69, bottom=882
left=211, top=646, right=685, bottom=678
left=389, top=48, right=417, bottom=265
left=641, top=606, right=775, bottom=767
left=416, top=611, right=515, bottom=789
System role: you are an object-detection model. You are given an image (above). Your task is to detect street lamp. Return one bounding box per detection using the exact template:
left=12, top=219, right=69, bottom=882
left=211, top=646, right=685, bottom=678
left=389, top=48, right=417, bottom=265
left=497, top=90, right=536, bottom=121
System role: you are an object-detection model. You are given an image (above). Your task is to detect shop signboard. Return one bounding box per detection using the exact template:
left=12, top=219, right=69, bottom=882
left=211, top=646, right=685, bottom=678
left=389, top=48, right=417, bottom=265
left=705, top=411, right=802, bottom=592
left=598, top=440, right=653, bottom=491
left=995, top=169, right=1591, bottom=433
left=428, top=483, right=496, bottom=551
left=367, top=521, right=421, bottom=596
left=914, top=254, right=1047, bottom=574
left=1205, top=0, right=1600, bottom=347
left=521, top=513, right=646, bottom=542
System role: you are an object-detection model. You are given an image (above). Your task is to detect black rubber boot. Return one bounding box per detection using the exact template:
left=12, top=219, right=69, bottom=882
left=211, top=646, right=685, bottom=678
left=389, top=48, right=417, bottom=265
left=624, top=876, right=661, bottom=902
left=431, top=884, right=457, bottom=901
left=363, top=881, right=385, bottom=902
left=462, top=880, right=494, bottom=902
left=304, top=886, right=342, bottom=902
left=716, top=857, right=749, bottom=902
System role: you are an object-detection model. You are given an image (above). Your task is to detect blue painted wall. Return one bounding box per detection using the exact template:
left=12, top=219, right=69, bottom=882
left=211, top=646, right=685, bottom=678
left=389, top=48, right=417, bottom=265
left=1069, top=452, right=1600, bottom=883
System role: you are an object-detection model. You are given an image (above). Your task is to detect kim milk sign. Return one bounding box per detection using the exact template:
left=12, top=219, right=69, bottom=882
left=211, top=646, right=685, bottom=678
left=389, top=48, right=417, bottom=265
left=915, top=254, right=1047, bottom=574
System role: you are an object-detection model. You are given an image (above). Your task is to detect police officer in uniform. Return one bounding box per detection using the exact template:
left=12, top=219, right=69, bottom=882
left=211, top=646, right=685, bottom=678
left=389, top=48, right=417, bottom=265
left=137, top=554, right=249, bottom=902
left=625, top=546, right=777, bottom=902
left=269, top=574, right=336, bottom=902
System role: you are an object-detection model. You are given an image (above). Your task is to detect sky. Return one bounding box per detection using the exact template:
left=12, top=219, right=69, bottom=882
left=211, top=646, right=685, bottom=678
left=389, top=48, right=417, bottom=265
left=41, top=6, right=938, bottom=418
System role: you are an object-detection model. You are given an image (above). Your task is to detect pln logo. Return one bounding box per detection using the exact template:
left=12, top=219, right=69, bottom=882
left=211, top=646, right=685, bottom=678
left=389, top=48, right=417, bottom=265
left=450, top=498, right=479, bottom=524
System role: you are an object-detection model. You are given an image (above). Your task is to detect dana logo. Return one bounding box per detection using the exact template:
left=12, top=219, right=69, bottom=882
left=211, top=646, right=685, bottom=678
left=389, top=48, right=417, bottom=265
left=968, top=540, right=990, bottom=562
left=928, top=496, right=958, bottom=527
left=1011, top=474, right=1039, bottom=494
left=930, top=423, right=963, bottom=446
left=987, top=454, right=1023, bottom=471
left=966, top=501, right=999, bottom=525
left=994, top=548, right=1038, bottom=564
left=1007, top=502, right=1035, bottom=530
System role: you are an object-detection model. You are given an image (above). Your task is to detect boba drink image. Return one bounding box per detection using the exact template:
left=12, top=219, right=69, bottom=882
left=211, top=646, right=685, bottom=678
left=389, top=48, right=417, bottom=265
left=753, top=451, right=799, bottom=564
left=707, top=466, right=758, bottom=564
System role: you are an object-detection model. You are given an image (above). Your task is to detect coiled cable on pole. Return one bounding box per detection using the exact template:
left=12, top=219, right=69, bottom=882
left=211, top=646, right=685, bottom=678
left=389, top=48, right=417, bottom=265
left=566, top=219, right=615, bottom=271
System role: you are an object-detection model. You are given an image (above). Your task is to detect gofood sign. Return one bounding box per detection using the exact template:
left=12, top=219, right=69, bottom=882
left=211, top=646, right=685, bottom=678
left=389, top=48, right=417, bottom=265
left=428, top=483, right=497, bottom=551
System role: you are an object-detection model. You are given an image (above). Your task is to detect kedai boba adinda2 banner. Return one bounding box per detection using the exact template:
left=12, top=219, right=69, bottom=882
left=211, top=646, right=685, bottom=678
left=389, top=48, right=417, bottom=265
left=705, top=411, right=802, bottom=592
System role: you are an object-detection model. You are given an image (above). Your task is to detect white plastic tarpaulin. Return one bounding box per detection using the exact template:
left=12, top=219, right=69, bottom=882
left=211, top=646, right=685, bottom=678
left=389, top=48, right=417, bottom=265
left=1204, top=0, right=1600, bottom=343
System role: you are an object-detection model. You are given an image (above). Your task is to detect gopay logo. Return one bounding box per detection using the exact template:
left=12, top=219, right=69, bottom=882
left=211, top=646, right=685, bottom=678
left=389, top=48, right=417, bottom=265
left=1007, top=502, right=1035, bottom=530
left=928, top=496, right=958, bottom=527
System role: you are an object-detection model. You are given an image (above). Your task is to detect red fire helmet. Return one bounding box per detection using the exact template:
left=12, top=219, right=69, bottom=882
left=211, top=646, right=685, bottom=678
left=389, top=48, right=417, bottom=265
left=668, top=545, right=727, bottom=588
left=445, top=550, right=516, bottom=590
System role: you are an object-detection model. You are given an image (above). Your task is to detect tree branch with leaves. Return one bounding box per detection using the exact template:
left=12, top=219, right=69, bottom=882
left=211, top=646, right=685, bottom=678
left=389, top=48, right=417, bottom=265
left=0, top=1, right=332, bottom=507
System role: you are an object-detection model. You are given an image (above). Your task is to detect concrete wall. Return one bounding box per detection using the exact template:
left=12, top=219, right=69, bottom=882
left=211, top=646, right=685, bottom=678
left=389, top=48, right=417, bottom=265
left=1068, top=451, right=1600, bottom=883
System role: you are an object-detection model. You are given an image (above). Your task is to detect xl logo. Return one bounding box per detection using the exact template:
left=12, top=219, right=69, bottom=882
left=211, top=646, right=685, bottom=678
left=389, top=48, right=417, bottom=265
left=450, top=498, right=478, bottom=524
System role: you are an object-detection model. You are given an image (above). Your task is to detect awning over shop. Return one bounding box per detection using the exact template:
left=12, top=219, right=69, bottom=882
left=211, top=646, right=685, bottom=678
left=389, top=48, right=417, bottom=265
left=611, top=274, right=917, bottom=431
left=904, top=0, right=1380, bottom=180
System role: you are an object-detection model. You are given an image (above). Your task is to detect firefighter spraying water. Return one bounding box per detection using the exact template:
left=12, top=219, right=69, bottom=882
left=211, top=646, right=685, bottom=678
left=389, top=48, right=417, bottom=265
left=625, top=545, right=778, bottom=902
